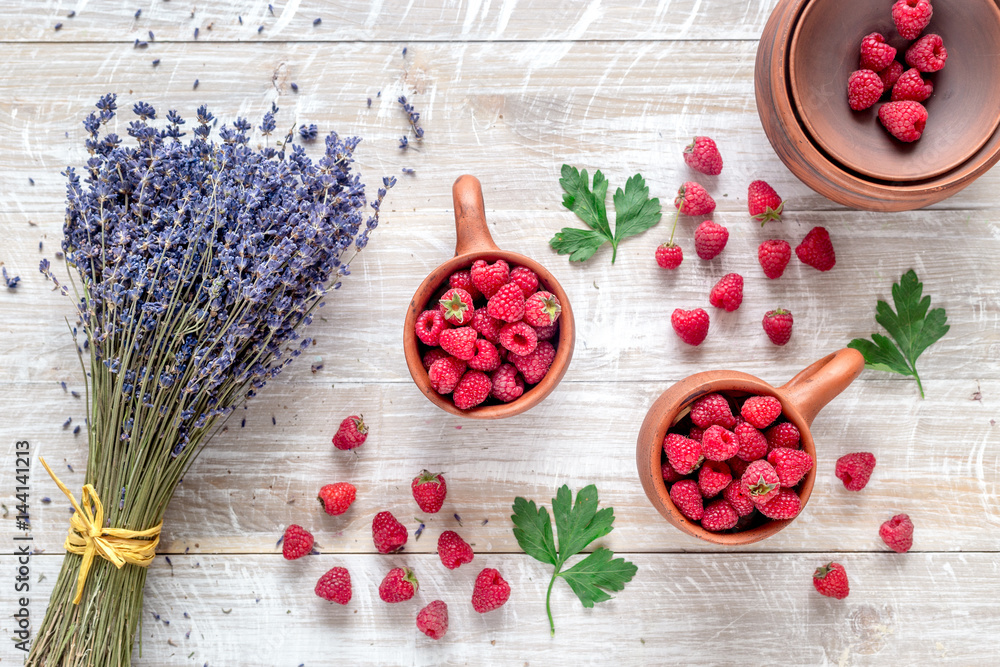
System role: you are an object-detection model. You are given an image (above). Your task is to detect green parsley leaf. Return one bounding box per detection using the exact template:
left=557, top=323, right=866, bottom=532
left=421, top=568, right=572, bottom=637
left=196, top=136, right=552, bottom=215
left=848, top=270, right=948, bottom=398
left=511, top=484, right=637, bottom=635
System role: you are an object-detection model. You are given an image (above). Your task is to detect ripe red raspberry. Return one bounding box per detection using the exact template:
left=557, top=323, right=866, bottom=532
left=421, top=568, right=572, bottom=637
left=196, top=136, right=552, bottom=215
left=766, top=448, right=814, bottom=487
left=766, top=421, right=800, bottom=452
left=511, top=340, right=555, bottom=384
left=758, top=239, right=791, bottom=279
left=813, top=562, right=849, bottom=599
left=795, top=227, right=836, bottom=271
left=879, top=514, right=914, bottom=553
left=470, top=258, right=510, bottom=298
left=453, top=370, right=492, bottom=409
left=449, top=269, right=482, bottom=301
left=878, top=60, right=904, bottom=89
left=281, top=524, right=314, bottom=560
left=698, top=460, right=732, bottom=498
left=701, top=425, right=738, bottom=462
left=892, top=0, right=932, bottom=40
left=315, top=566, right=352, bottom=604
left=467, top=339, right=501, bottom=372
left=688, top=426, right=705, bottom=442
left=655, top=242, right=683, bottom=269
left=735, top=421, right=768, bottom=462
left=533, top=323, right=558, bottom=341
left=878, top=100, right=928, bottom=142
left=411, top=470, right=447, bottom=513
left=318, top=482, right=356, bottom=516
left=663, top=433, right=704, bottom=475
left=415, top=309, right=448, bottom=346
left=762, top=309, right=794, bottom=346
left=741, top=395, right=782, bottom=429
left=332, top=415, right=368, bottom=451
left=486, top=283, right=526, bottom=322
left=674, top=181, right=716, bottom=216
left=835, top=452, right=876, bottom=491
left=671, top=308, right=709, bottom=346
left=690, top=393, right=737, bottom=429
left=758, top=488, right=802, bottom=520
left=891, top=67, right=933, bottom=102
left=694, top=220, right=729, bottom=260
left=723, top=479, right=755, bottom=516
left=372, top=511, right=408, bottom=554
left=709, top=273, right=744, bottom=312
left=422, top=348, right=449, bottom=370
left=416, top=600, right=449, bottom=640
left=437, top=530, right=474, bottom=570
left=523, top=291, right=561, bottom=327
left=726, top=456, right=751, bottom=479
left=847, top=69, right=884, bottom=111
left=439, top=326, right=478, bottom=361
left=683, top=136, right=723, bottom=175
left=499, top=321, right=538, bottom=357
left=508, top=266, right=539, bottom=298
left=669, top=479, right=704, bottom=521
left=741, top=460, right=780, bottom=505
left=490, top=363, right=525, bottom=402
left=747, top=180, right=784, bottom=224
left=438, top=287, right=475, bottom=326
left=471, top=568, right=511, bottom=613
left=905, top=33, right=947, bottom=72
left=859, top=32, right=897, bottom=72
left=428, top=356, right=467, bottom=394
left=662, top=461, right=686, bottom=484
left=379, top=567, right=418, bottom=603
left=700, top=499, right=738, bottom=531
left=471, top=309, right=503, bottom=343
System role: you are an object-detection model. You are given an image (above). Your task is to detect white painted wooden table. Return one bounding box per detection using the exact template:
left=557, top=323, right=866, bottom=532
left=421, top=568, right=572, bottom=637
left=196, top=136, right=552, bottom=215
left=2, top=1, right=999, bottom=664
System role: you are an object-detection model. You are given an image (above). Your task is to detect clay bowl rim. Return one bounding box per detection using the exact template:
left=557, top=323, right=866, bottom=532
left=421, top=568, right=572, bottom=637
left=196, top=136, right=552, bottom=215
left=638, top=372, right=816, bottom=546
left=403, top=250, right=576, bottom=420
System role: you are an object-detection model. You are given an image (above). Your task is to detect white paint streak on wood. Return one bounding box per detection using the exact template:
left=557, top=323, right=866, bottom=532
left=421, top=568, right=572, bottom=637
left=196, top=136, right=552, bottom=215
left=491, top=0, right=517, bottom=39
left=269, top=0, right=304, bottom=39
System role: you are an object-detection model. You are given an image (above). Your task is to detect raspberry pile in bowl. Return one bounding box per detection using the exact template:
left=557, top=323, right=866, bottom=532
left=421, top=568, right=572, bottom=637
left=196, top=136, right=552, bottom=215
left=414, top=258, right=562, bottom=410
left=662, top=393, right=814, bottom=532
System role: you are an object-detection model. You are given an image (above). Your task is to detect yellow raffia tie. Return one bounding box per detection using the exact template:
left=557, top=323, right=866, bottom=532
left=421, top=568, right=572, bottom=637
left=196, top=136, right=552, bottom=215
left=39, top=457, right=162, bottom=604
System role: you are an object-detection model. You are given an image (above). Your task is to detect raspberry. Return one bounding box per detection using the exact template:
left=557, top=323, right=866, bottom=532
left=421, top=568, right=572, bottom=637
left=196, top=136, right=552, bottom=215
left=694, top=220, right=729, bottom=260
left=878, top=60, right=904, bottom=89
left=470, top=258, right=510, bottom=298
left=533, top=323, right=558, bottom=341
left=509, top=266, right=539, bottom=298
left=674, top=181, right=716, bottom=216
left=662, top=461, right=686, bottom=484
left=690, top=393, right=737, bottom=429
left=905, top=33, right=946, bottom=72
left=701, top=425, right=738, bottom=461
left=758, top=239, right=792, bottom=279
left=847, top=69, right=884, bottom=111
left=762, top=309, right=794, bottom=346
left=701, top=499, right=738, bottom=532
left=438, top=288, right=475, bottom=326
left=726, top=456, right=751, bottom=479
left=453, top=370, right=492, bottom=409
left=663, top=433, right=704, bottom=475
left=878, top=100, right=928, bottom=142
left=741, top=395, right=782, bottom=429
left=439, top=326, right=478, bottom=360
left=795, top=227, right=836, bottom=271
left=416, top=600, right=449, bottom=639
left=498, top=321, right=537, bottom=358
left=332, top=415, right=368, bottom=451
left=523, top=291, right=561, bottom=327
left=437, top=530, right=474, bottom=570
left=471, top=310, right=503, bottom=343
left=723, top=480, right=755, bottom=516
left=511, top=340, right=555, bottom=384
left=813, top=562, right=849, bottom=599
left=671, top=308, right=709, bottom=346
left=735, top=421, right=768, bottom=461
left=891, top=67, right=933, bottom=102
left=422, top=348, right=450, bottom=370
left=379, top=567, right=418, bottom=603
left=698, top=460, right=732, bottom=498
left=741, top=460, right=779, bottom=505
left=471, top=568, right=511, bottom=613
left=766, top=421, right=800, bottom=452
left=656, top=242, right=683, bottom=269
left=415, top=309, right=447, bottom=346
left=467, top=339, right=501, bottom=372
left=449, top=269, right=482, bottom=301
left=688, top=426, right=705, bottom=442
left=486, top=283, right=526, bottom=322
left=669, top=479, right=704, bottom=521
left=766, top=448, right=814, bottom=487
left=281, top=524, right=314, bottom=560
left=835, top=452, right=876, bottom=491
left=490, top=363, right=525, bottom=402
left=683, top=136, right=723, bottom=175
left=859, top=32, right=897, bottom=72
left=411, top=470, right=447, bottom=513
left=709, top=273, right=744, bottom=312
left=747, top=180, right=784, bottom=224
left=758, top=488, right=802, bottom=520
left=428, top=356, right=467, bottom=394
left=315, top=566, right=352, bottom=604
left=317, top=482, right=356, bottom=516
left=892, top=0, right=932, bottom=40
left=879, top=514, right=914, bottom=553
left=372, top=511, right=408, bottom=554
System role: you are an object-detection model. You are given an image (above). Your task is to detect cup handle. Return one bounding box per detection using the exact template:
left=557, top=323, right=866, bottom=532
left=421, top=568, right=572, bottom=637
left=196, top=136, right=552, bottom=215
left=779, top=348, right=865, bottom=427
left=453, top=175, right=500, bottom=256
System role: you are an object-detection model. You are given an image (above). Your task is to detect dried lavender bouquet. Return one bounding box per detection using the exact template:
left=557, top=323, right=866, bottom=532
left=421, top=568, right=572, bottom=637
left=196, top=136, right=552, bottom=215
left=30, top=95, right=392, bottom=666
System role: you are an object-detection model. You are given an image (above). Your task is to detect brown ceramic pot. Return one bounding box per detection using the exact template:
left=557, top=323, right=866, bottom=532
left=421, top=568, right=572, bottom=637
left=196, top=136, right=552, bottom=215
left=403, top=175, right=575, bottom=419
left=636, top=348, right=865, bottom=545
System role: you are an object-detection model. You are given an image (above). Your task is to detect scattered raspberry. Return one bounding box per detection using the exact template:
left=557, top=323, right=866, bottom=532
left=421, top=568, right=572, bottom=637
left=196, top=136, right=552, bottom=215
left=835, top=452, right=876, bottom=491
left=741, top=396, right=782, bottom=429
left=490, top=363, right=525, bottom=402
left=859, top=32, right=897, bottom=72
left=767, top=448, right=814, bottom=488
left=878, top=60, right=904, bottom=89
left=499, top=321, right=538, bottom=357
left=905, top=33, right=947, bottom=72
left=683, top=136, right=723, bottom=176
left=453, top=370, right=492, bottom=409
left=511, top=340, right=556, bottom=384
left=757, top=239, right=792, bottom=279
left=281, top=524, right=314, bottom=560
left=701, top=499, right=738, bottom=532
left=656, top=242, right=683, bottom=269
left=470, top=258, right=510, bottom=298
left=412, top=470, right=447, bottom=513
left=416, top=600, right=449, bottom=639
left=379, top=567, right=418, bottom=603
left=669, top=479, right=704, bottom=521
left=671, top=308, right=710, bottom=346
left=664, top=433, right=704, bottom=475
left=467, top=339, right=501, bottom=372
left=723, top=480, right=755, bottom=516
left=762, top=309, right=794, bottom=346
left=758, top=488, right=802, bottom=520
left=662, top=461, right=686, bottom=484
left=674, top=181, right=716, bottom=216
left=439, top=326, right=478, bottom=361
left=747, top=180, right=784, bottom=224
left=735, top=421, right=768, bottom=462
left=428, top=356, right=467, bottom=394
left=795, top=227, right=836, bottom=271
left=332, top=415, right=368, bottom=451
left=701, top=425, right=739, bottom=461
left=694, top=220, right=729, bottom=260
left=892, top=0, right=932, bottom=40
left=449, top=269, right=482, bottom=301
left=698, top=460, right=732, bottom=498
left=438, top=530, right=475, bottom=569
left=315, top=566, right=352, bottom=604
left=471, top=568, right=511, bottom=613
left=879, top=100, right=928, bottom=142
left=471, top=309, right=503, bottom=344
left=486, top=282, right=526, bottom=322
left=508, top=266, right=539, bottom=299
left=879, top=514, right=914, bottom=553
left=766, top=421, right=800, bottom=452
left=422, top=348, right=450, bottom=370
left=690, top=393, right=737, bottom=429
left=709, top=273, right=744, bottom=312
left=523, top=291, right=562, bottom=327
left=891, top=67, right=933, bottom=102
left=741, top=460, right=779, bottom=505
left=438, top=287, right=475, bottom=326
left=415, top=309, right=448, bottom=346
left=318, top=482, right=356, bottom=516
left=812, top=562, right=849, bottom=599
left=847, top=69, right=884, bottom=111
left=372, top=511, right=408, bottom=554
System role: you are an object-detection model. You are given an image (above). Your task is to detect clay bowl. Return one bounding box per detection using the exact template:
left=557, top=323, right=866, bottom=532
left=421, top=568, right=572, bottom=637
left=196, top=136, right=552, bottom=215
left=636, top=348, right=864, bottom=545
left=756, top=0, right=1000, bottom=211
left=403, top=175, right=575, bottom=419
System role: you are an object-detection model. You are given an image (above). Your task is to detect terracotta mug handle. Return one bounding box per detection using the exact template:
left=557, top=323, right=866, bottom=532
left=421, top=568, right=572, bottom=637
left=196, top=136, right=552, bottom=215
left=779, top=348, right=865, bottom=427
left=453, top=174, right=500, bottom=256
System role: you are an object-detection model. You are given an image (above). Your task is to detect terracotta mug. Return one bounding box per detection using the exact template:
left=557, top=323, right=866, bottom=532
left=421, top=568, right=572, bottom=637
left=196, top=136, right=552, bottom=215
left=403, top=175, right=575, bottom=419
left=636, top=348, right=865, bottom=545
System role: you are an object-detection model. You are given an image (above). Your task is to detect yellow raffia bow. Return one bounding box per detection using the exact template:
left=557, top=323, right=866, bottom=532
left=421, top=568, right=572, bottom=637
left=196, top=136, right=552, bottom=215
left=39, top=457, right=162, bottom=604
